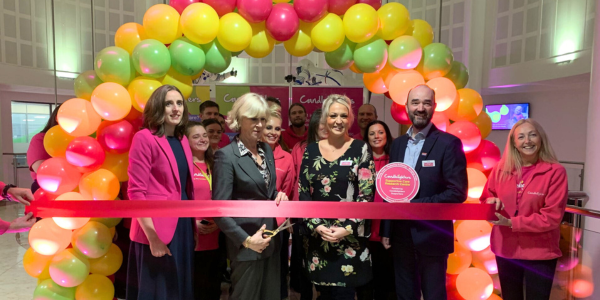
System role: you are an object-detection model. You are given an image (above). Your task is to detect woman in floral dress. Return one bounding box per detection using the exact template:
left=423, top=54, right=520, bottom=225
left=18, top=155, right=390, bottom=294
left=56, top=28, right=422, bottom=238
left=298, top=94, right=376, bottom=300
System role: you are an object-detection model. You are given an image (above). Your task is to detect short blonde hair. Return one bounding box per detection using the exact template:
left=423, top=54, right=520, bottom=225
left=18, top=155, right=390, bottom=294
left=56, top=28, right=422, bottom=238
left=320, top=94, right=354, bottom=129
left=226, top=93, right=270, bottom=132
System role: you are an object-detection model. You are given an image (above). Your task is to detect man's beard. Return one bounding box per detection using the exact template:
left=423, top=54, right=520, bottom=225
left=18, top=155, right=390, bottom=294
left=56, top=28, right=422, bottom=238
left=408, top=110, right=433, bottom=129
left=291, top=119, right=305, bottom=127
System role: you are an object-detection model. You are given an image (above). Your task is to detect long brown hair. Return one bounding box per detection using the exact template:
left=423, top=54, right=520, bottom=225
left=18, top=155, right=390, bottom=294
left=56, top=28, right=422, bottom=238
left=41, top=104, right=61, bottom=133
left=143, top=85, right=189, bottom=139
left=495, top=119, right=558, bottom=182
left=185, top=121, right=214, bottom=171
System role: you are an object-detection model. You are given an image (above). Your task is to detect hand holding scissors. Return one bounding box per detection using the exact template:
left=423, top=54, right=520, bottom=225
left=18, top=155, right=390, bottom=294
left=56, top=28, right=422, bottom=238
left=263, top=218, right=294, bottom=238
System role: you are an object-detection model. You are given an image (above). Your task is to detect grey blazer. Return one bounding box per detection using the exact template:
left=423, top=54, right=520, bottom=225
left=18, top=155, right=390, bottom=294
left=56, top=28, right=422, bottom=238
left=212, top=140, right=280, bottom=262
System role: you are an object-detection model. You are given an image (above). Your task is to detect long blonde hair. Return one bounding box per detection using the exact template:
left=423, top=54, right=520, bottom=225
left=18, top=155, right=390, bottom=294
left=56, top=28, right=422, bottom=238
left=495, top=119, right=558, bottom=182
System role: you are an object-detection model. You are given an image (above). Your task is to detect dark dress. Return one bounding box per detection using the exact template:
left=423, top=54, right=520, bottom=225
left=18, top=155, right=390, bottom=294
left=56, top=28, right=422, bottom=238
left=298, top=139, right=375, bottom=288
left=126, top=136, right=195, bottom=300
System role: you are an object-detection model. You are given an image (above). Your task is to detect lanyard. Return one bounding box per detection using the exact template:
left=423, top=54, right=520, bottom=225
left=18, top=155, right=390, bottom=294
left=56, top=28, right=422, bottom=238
left=194, top=162, right=212, bottom=191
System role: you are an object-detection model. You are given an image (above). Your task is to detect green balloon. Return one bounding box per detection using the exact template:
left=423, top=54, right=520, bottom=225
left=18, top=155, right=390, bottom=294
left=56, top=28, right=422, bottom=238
left=388, top=36, right=422, bottom=69
left=74, top=70, right=103, bottom=100
left=444, top=60, right=469, bottom=89
left=94, top=46, right=135, bottom=86
left=132, top=39, right=171, bottom=79
left=73, top=221, right=112, bottom=259
left=49, top=249, right=90, bottom=288
left=34, top=279, right=76, bottom=300
left=201, top=40, right=232, bottom=74
left=422, top=43, right=454, bottom=80
left=90, top=217, right=122, bottom=228
left=325, top=38, right=356, bottom=70
left=169, top=37, right=206, bottom=77
left=231, top=50, right=243, bottom=57
left=353, top=37, right=388, bottom=73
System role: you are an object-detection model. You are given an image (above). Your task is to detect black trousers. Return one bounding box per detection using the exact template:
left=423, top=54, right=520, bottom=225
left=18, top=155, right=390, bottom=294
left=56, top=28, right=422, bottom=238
left=391, top=225, right=448, bottom=300
left=357, top=241, right=397, bottom=300
left=290, top=230, right=313, bottom=300
left=317, top=286, right=356, bottom=300
left=280, top=230, right=290, bottom=299
left=230, top=254, right=281, bottom=300
left=194, top=249, right=222, bottom=300
left=496, top=256, right=558, bottom=300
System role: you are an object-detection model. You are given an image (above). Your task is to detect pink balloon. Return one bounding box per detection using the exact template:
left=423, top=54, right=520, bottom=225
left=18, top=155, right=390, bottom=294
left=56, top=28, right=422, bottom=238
left=328, top=0, right=356, bottom=15
left=66, top=136, right=105, bottom=174
left=266, top=3, right=300, bottom=42
left=357, top=0, right=382, bottom=10
left=169, top=0, right=200, bottom=15
left=203, top=0, right=237, bottom=17
left=96, top=120, right=135, bottom=154
left=431, top=110, right=450, bottom=132
left=447, top=121, right=482, bottom=153
left=390, top=103, right=411, bottom=125
left=238, top=0, right=273, bottom=23
left=294, top=0, right=329, bottom=23
left=466, top=140, right=501, bottom=171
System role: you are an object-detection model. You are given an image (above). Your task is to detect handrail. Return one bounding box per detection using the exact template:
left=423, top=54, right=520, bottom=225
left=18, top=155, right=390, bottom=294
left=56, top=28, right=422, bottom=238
left=566, top=205, right=600, bottom=219
left=2, top=153, right=27, bottom=156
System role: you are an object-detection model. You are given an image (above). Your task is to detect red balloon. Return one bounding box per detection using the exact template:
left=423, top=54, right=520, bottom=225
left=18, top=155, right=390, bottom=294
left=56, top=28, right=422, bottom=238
left=169, top=0, right=200, bottom=14
left=390, top=102, right=411, bottom=125
left=66, top=136, right=106, bottom=172
left=447, top=121, right=482, bottom=153
left=328, top=0, right=357, bottom=15
left=97, top=120, right=135, bottom=154
left=37, top=158, right=82, bottom=195
left=123, top=108, right=143, bottom=132
left=266, top=3, right=300, bottom=42
left=294, top=0, right=329, bottom=23
left=202, top=0, right=237, bottom=17
left=466, top=140, right=501, bottom=172
left=238, top=0, right=273, bottom=23
left=26, top=188, right=58, bottom=214
left=357, top=0, right=382, bottom=10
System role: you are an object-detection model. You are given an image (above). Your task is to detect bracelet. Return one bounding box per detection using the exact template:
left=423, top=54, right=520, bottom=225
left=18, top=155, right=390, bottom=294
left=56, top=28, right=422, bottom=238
left=243, top=236, right=251, bottom=248
left=2, top=184, right=16, bottom=200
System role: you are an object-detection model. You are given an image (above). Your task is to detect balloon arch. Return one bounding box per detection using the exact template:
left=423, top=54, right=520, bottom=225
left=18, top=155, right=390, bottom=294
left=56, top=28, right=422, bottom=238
left=25, top=1, right=505, bottom=299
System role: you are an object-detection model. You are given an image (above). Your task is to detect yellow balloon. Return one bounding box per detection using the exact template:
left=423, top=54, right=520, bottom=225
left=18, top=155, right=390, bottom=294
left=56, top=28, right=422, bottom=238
left=284, top=21, right=314, bottom=57
left=191, top=70, right=204, bottom=81
left=89, top=244, right=123, bottom=276
left=180, top=3, right=219, bottom=44
left=312, top=13, right=345, bottom=52
left=162, top=68, right=193, bottom=99
left=23, top=247, right=54, bottom=278
left=101, top=152, right=129, bottom=182
left=377, top=3, right=410, bottom=40
left=245, top=22, right=276, bottom=58
left=44, top=125, right=76, bottom=158
left=343, top=4, right=379, bottom=43
left=127, top=76, right=162, bottom=112
left=273, top=0, right=290, bottom=3
left=143, top=4, right=182, bottom=44
left=115, top=22, right=147, bottom=54
left=75, top=274, right=115, bottom=300
left=410, top=19, right=434, bottom=48
left=217, top=13, right=253, bottom=52
left=473, top=110, right=492, bottom=139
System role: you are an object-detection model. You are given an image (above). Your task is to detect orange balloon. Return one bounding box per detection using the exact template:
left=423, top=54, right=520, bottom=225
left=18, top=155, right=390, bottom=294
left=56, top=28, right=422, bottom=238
left=426, top=77, right=457, bottom=112
left=143, top=4, right=182, bottom=44
left=472, top=111, right=492, bottom=139
left=445, top=88, right=483, bottom=122
left=447, top=241, right=472, bottom=275
left=456, top=268, right=493, bottom=300
left=467, top=168, right=487, bottom=200
left=472, top=246, right=497, bottom=274
left=363, top=72, right=387, bottom=94
left=101, top=152, right=129, bottom=182
left=456, top=220, right=492, bottom=252
left=89, top=244, right=123, bottom=276
left=447, top=121, right=481, bottom=153
left=37, top=157, right=82, bottom=195
left=128, top=76, right=162, bottom=112
left=91, top=82, right=132, bottom=121
left=29, top=219, right=73, bottom=256
left=349, top=62, right=364, bottom=74
left=388, top=70, right=425, bottom=105
left=569, top=265, right=594, bottom=298
left=23, top=247, right=54, bottom=278
left=115, top=22, right=147, bottom=54
left=431, top=110, right=450, bottom=132
left=79, top=169, right=120, bottom=201
left=57, top=98, right=102, bottom=137
left=44, top=125, right=75, bottom=158
left=52, top=192, right=91, bottom=230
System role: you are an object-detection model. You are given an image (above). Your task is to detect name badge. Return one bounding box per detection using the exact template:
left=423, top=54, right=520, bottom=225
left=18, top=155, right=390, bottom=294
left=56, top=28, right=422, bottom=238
left=340, top=160, right=353, bottom=166
left=422, top=160, right=435, bottom=167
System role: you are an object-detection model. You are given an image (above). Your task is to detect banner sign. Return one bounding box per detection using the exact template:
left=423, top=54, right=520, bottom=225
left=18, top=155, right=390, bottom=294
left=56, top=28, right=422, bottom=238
left=186, top=86, right=211, bottom=122
left=376, top=163, right=420, bottom=203
left=291, top=87, right=364, bottom=137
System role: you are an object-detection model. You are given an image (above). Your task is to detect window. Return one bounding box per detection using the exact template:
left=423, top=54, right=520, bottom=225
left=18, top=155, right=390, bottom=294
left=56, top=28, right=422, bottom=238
left=11, top=102, right=54, bottom=153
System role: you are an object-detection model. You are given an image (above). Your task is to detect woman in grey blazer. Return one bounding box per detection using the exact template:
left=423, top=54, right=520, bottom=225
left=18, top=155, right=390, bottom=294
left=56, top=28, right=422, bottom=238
left=212, top=93, right=289, bottom=300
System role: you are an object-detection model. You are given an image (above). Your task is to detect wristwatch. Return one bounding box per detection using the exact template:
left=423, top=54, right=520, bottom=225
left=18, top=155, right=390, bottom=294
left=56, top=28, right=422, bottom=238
left=2, top=184, right=16, bottom=200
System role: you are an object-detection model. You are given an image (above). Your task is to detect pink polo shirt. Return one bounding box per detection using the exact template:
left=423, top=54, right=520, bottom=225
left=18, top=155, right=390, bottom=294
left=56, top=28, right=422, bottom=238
left=27, top=132, right=52, bottom=180
left=192, top=162, right=220, bottom=251
left=218, top=133, right=231, bottom=149
left=282, top=127, right=308, bottom=150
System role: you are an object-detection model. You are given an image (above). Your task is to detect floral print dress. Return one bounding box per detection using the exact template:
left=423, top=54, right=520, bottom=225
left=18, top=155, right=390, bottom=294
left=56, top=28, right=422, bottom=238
left=298, top=139, right=376, bottom=288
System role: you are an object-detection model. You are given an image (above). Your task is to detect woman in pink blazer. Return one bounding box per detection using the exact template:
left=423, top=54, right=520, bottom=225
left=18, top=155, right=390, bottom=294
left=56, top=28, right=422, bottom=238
left=481, top=119, right=568, bottom=300
left=126, top=85, right=196, bottom=300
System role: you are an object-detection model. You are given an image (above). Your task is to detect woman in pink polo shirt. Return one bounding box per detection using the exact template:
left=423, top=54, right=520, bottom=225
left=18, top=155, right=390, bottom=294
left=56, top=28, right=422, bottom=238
left=27, top=105, right=60, bottom=193
left=186, top=121, right=221, bottom=300
left=481, top=119, right=568, bottom=300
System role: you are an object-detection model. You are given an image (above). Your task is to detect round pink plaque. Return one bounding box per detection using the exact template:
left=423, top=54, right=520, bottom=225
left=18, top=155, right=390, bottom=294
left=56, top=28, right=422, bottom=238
left=376, top=162, right=420, bottom=203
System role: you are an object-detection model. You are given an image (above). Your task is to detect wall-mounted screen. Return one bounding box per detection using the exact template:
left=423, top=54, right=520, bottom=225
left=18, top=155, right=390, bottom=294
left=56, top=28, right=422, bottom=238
left=485, top=103, right=530, bottom=130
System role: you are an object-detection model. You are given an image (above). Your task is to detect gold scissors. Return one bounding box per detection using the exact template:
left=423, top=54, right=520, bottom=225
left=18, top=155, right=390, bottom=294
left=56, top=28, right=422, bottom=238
left=263, top=218, right=294, bottom=237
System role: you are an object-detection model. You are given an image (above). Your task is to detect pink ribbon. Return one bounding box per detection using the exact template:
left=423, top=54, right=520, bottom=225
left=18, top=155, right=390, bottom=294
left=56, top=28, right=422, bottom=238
left=29, top=200, right=498, bottom=221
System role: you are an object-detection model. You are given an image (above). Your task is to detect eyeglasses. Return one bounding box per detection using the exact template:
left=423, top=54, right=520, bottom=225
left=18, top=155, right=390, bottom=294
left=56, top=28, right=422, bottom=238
left=263, top=218, right=294, bottom=237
